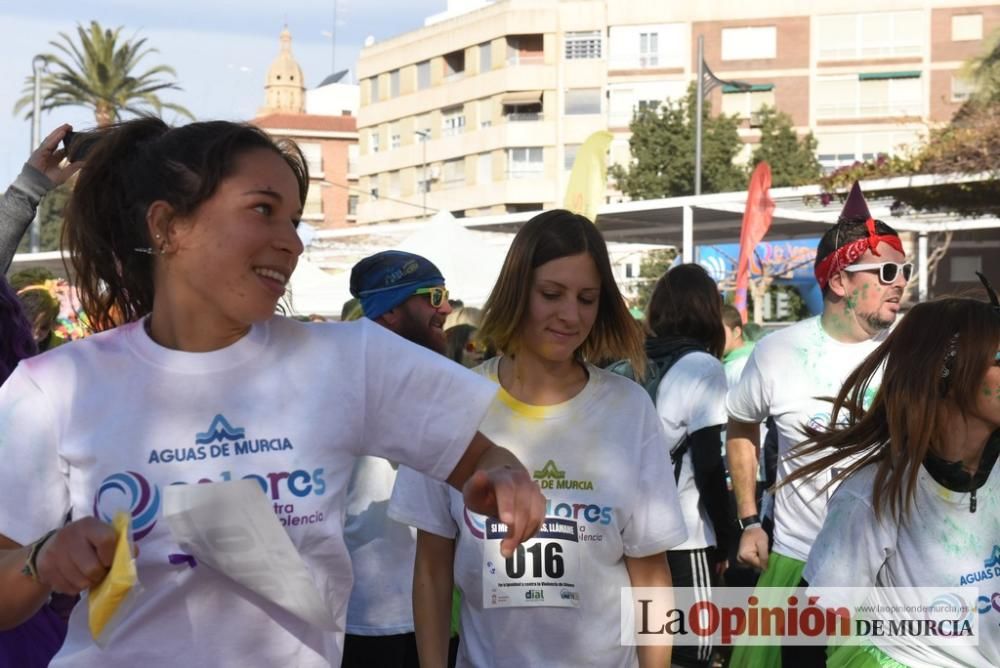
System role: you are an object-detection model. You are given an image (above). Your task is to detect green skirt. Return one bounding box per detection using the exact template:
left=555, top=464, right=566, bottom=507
left=727, top=551, right=806, bottom=668
left=827, top=643, right=908, bottom=667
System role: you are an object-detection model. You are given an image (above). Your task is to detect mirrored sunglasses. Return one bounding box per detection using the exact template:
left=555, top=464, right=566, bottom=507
left=843, top=261, right=913, bottom=285
left=413, top=286, right=449, bottom=308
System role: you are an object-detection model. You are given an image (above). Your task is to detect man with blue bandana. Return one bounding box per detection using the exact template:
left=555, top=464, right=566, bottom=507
left=349, top=250, right=453, bottom=354
left=341, top=251, right=455, bottom=667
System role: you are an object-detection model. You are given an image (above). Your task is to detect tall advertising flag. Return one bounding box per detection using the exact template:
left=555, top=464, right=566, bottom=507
left=734, top=162, right=776, bottom=321
left=564, top=130, right=613, bottom=223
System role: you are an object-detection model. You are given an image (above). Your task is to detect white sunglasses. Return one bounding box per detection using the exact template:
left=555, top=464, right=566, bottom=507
left=843, top=261, right=913, bottom=284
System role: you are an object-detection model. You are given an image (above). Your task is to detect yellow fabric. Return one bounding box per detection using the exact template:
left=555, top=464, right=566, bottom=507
left=88, top=512, right=137, bottom=642
left=563, top=131, right=613, bottom=222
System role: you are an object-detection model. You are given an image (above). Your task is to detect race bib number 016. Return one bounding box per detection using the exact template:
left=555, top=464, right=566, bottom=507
left=483, top=516, right=580, bottom=609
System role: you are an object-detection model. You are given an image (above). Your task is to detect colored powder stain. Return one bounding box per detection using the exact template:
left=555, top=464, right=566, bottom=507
left=941, top=516, right=982, bottom=557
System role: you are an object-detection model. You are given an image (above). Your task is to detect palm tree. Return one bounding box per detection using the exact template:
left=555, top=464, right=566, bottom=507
left=14, top=21, right=194, bottom=127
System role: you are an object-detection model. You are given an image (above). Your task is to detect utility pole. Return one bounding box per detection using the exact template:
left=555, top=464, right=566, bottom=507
left=694, top=35, right=751, bottom=196
left=30, top=55, right=45, bottom=252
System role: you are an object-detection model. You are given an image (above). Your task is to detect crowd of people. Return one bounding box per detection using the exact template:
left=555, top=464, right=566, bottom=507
left=0, top=119, right=995, bottom=668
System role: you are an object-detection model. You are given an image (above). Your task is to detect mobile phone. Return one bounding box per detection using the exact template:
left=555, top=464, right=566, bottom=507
left=62, top=130, right=98, bottom=162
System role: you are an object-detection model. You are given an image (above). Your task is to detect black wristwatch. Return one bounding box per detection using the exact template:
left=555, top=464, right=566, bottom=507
left=738, top=514, right=761, bottom=530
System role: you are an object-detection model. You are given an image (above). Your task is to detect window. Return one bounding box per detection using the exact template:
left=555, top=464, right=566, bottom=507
left=816, top=12, right=921, bottom=61
left=416, top=60, right=430, bottom=90
left=442, top=158, right=465, bottom=187
left=564, top=144, right=580, bottom=171
left=299, top=142, right=323, bottom=175
left=390, top=123, right=401, bottom=149
left=952, top=14, right=983, bottom=42
left=609, top=24, right=685, bottom=70
left=347, top=195, right=358, bottom=216
left=815, top=73, right=921, bottom=119
left=479, top=99, right=493, bottom=128
left=565, top=30, right=602, bottom=59
left=720, top=85, right=775, bottom=120
left=815, top=130, right=920, bottom=171
left=639, top=32, right=659, bottom=68
left=444, top=49, right=465, bottom=79
left=951, top=74, right=976, bottom=103
left=389, top=69, right=400, bottom=97
left=507, top=147, right=543, bottom=178
left=565, top=88, right=602, bottom=115
left=369, top=129, right=380, bottom=153
left=347, top=144, right=359, bottom=174
left=507, top=35, right=544, bottom=65
left=303, top=184, right=323, bottom=217
left=477, top=153, right=492, bottom=184
left=503, top=102, right=542, bottom=121
left=369, top=77, right=380, bottom=103
left=479, top=42, right=492, bottom=73
left=721, top=26, right=777, bottom=60
left=416, top=175, right=431, bottom=194
left=388, top=171, right=401, bottom=197
left=441, top=106, right=466, bottom=137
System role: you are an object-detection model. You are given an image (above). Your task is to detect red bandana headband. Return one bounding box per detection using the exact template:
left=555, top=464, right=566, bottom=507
left=814, top=218, right=903, bottom=290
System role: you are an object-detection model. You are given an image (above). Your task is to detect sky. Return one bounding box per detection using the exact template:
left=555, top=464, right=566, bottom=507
left=0, top=0, right=445, bottom=186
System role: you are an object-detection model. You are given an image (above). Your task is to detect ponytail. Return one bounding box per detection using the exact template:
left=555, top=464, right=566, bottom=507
left=63, top=118, right=308, bottom=332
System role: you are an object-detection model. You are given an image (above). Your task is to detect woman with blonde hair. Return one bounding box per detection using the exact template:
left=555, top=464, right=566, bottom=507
left=391, top=209, right=688, bottom=667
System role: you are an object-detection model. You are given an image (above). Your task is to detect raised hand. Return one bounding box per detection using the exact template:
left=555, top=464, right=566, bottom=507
left=462, top=466, right=545, bottom=558
left=27, top=123, right=83, bottom=187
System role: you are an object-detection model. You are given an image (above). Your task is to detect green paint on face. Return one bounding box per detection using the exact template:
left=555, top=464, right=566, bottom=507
left=844, top=289, right=860, bottom=313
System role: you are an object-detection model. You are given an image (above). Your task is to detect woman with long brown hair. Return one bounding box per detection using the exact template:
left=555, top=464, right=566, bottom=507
left=0, top=118, right=544, bottom=667
left=790, top=287, right=1000, bottom=667
left=643, top=264, right=735, bottom=668
left=390, top=209, right=688, bottom=667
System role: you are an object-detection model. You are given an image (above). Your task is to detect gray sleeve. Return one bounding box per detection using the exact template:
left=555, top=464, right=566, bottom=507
left=0, top=163, right=55, bottom=273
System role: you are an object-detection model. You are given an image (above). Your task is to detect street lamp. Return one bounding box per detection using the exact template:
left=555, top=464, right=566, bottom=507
left=30, top=55, right=46, bottom=252
left=414, top=129, right=430, bottom=219
left=694, top=35, right=751, bottom=196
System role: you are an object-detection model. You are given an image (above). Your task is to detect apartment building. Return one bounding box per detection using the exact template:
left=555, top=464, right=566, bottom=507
left=355, top=0, right=999, bottom=225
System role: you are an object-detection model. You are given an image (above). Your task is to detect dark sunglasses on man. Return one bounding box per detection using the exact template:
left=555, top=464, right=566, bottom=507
left=843, top=261, right=913, bottom=285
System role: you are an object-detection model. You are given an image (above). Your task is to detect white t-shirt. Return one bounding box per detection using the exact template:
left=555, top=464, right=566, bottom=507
left=343, top=456, right=416, bottom=635
left=804, top=462, right=999, bottom=668
left=0, top=316, right=497, bottom=668
left=726, top=316, right=888, bottom=561
left=389, top=357, right=688, bottom=668
left=655, top=351, right=728, bottom=551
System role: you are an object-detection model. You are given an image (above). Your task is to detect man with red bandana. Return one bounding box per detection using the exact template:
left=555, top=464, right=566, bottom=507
left=725, top=183, right=909, bottom=668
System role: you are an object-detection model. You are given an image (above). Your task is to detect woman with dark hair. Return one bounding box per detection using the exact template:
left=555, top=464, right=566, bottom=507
left=0, top=118, right=545, bottom=667
left=788, top=292, right=1000, bottom=667
left=644, top=263, right=735, bottom=668
left=390, top=209, right=687, bottom=667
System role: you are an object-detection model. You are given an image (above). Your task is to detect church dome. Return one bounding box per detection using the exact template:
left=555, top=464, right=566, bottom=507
left=260, top=27, right=305, bottom=114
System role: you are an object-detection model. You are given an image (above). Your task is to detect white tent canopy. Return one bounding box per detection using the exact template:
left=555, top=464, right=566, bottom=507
left=284, top=256, right=351, bottom=317
left=395, top=210, right=511, bottom=306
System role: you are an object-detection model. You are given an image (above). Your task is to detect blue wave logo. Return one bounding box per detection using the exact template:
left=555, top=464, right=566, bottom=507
left=195, top=414, right=246, bottom=445
left=986, top=545, right=1000, bottom=569
left=92, top=471, right=161, bottom=541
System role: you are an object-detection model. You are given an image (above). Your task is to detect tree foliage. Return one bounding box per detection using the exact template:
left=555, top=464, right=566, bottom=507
left=634, top=248, right=678, bottom=310
left=14, top=21, right=193, bottom=127
left=610, top=86, right=745, bottom=199
left=750, top=107, right=822, bottom=187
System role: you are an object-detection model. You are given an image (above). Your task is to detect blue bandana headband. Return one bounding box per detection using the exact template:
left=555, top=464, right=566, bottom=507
left=349, top=251, right=445, bottom=320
